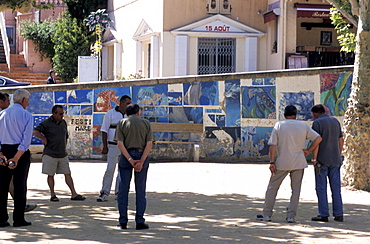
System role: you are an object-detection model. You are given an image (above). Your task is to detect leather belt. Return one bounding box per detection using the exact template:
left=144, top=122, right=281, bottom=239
left=108, top=141, right=117, bottom=145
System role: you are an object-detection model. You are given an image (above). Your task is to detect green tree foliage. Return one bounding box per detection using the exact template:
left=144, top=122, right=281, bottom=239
left=52, top=14, right=92, bottom=82
left=330, top=8, right=356, bottom=53
left=19, top=19, right=56, bottom=61
left=0, top=0, right=53, bottom=12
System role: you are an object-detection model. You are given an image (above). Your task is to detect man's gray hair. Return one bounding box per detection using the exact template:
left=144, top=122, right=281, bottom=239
left=13, top=89, right=30, bottom=103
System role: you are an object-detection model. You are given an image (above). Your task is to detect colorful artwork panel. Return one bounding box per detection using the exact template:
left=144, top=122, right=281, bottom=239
left=67, top=89, right=93, bottom=104
left=67, top=105, right=81, bottom=115
left=32, top=116, right=49, bottom=144
left=142, top=106, right=169, bottom=122
left=279, top=92, right=314, bottom=120
left=242, top=86, right=276, bottom=119
left=28, top=92, right=54, bottom=114
left=183, top=81, right=219, bottom=105
left=81, top=105, right=93, bottom=115
left=320, top=72, right=352, bottom=116
left=216, top=115, right=226, bottom=127
left=241, top=126, right=272, bottom=157
left=225, top=79, right=241, bottom=126
left=94, top=87, right=131, bottom=112
left=168, top=92, right=183, bottom=105
left=132, top=84, right=168, bottom=106
left=169, top=107, right=203, bottom=124
left=92, top=113, right=105, bottom=155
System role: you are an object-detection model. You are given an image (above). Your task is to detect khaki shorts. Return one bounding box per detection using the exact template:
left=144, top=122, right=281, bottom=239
left=42, top=155, right=71, bottom=175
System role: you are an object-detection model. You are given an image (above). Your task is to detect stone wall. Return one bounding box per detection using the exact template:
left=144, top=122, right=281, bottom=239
left=0, top=65, right=354, bottom=162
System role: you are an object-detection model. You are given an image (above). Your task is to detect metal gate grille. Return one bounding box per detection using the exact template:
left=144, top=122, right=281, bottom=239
left=198, top=38, right=236, bottom=75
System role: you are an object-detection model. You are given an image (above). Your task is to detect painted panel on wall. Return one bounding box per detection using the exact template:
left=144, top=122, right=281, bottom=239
left=67, top=89, right=93, bottom=104
left=242, top=86, right=276, bottom=119
left=92, top=113, right=104, bottom=155
left=205, top=126, right=241, bottom=157
left=225, top=79, right=241, bottom=126
left=241, top=126, right=272, bottom=157
left=183, top=81, right=219, bottom=105
left=28, top=92, right=54, bottom=114
left=279, top=92, right=314, bottom=120
left=168, top=92, right=183, bottom=105
left=320, top=72, right=352, bottom=116
left=94, top=87, right=131, bottom=112
left=132, top=84, right=168, bottom=106
left=252, top=77, right=276, bottom=85
left=169, top=107, right=203, bottom=124
left=55, top=91, right=67, bottom=103
left=142, top=106, right=169, bottom=122
left=65, top=115, right=92, bottom=158
left=32, top=116, right=49, bottom=144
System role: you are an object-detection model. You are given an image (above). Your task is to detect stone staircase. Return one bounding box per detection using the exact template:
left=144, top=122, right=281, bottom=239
left=0, top=54, right=55, bottom=85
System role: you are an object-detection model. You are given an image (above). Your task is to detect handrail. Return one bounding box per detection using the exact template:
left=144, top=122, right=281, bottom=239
left=0, top=12, right=10, bottom=71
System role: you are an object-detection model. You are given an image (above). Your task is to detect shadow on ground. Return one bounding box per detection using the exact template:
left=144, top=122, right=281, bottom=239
left=2, top=189, right=370, bottom=244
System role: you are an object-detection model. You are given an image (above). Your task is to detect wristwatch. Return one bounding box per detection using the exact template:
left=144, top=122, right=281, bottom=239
left=127, top=157, right=133, bottom=161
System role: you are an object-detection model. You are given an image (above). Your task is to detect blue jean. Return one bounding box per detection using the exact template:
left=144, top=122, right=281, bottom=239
left=315, top=164, right=343, bottom=217
left=117, top=149, right=149, bottom=224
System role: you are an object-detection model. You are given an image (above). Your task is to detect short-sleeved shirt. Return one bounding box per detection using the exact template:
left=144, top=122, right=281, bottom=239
left=101, top=106, right=126, bottom=142
left=34, top=116, right=68, bottom=158
left=268, top=119, right=320, bottom=170
left=312, top=114, right=343, bottom=166
left=114, top=115, right=154, bottom=149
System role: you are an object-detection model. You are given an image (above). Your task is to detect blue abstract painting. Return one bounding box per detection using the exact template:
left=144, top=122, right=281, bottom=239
left=142, top=106, right=169, bottom=122
left=183, top=81, right=219, bottom=105
left=242, top=86, right=276, bottom=119
left=252, top=77, right=276, bottom=85
left=132, top=84, right=168, bottom=106
left=32, top=116, right=49, bottom=144
left=68, top=89, right=93, bottom=104
left=205, top=127, right=241, bottom=157
left=54, top=91, right=67, bottom=103
left=279, top=92, right=314, bottom=120
left=28, top=92, right=54, bottom=114
left=225, top=79, right=240, bottom=126
left=241, top=126, right=272, bottom=156
left=169, top=107, right=203, bottom=124
left=168, top=92, right=183, bottom=106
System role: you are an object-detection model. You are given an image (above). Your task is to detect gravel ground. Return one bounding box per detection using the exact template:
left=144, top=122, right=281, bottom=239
left=1, top=161, right=369, bottom=244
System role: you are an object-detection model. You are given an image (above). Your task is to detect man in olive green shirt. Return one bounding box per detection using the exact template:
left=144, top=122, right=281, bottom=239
left=114, top=103, right=154, bottom=230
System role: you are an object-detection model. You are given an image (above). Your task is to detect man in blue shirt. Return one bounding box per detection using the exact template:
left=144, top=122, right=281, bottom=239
left=0, top=89, right=33, bottom=228
left=310, top=104, right=344, bottom=222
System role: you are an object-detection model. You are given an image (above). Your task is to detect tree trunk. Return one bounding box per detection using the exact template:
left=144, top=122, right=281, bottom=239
left=342, top=0, right=370, bottom=191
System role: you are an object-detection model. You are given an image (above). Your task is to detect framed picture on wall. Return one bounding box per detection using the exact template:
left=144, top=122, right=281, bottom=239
left=321, top=31, right=332, bottom=46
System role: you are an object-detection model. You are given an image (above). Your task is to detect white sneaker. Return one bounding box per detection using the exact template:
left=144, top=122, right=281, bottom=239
left=256, top=214, right=271, bottom=221
left=97, top=192, right=108, bottom=202
left=286, top=217, right=295, bottom=223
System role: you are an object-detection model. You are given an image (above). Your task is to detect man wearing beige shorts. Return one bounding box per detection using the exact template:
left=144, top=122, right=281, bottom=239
left=33, top=105, right=85, bottom=202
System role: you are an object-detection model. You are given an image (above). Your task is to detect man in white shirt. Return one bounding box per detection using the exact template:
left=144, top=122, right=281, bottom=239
left=97, top=95, right=131, bottom=202
left=256, top=105, right=322, bottom=223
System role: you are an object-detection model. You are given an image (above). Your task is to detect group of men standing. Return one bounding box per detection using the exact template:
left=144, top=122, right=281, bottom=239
left=257, top=104, right=344, bottom=223
left=1, top=88, right=345, bottom=229
left=0, top=90, right=154, bottom=230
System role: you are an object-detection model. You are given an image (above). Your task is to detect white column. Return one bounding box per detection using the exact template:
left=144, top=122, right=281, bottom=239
left=175, top=35, right=188, bottom=76
left=136, top=40, right=142, bottom=74
left=150, top=35, right=159, bottom=78
left=245, top=37, right=258, bottom=72
left=101, top=46, right=108, bottom=80
left=113, top=42, right=121, bottom=79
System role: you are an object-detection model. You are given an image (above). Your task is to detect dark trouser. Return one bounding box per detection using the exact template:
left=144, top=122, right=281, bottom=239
left=117, top=149, right=149, bottom=224
left=0, top=144, right=31, bottom=223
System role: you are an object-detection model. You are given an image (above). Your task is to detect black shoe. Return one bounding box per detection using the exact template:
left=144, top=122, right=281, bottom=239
left=136, top=223, right=149, bottom=230
left=117, top=223, right=127, bottom=229
left=13, top=221, right=32, bottom=227
left=25, top=204, right=37, bottom=213
left=334, top=216, right=344, bottom=222
left=311, top=216, right=329, bottom=222
left=0, top=222, right=10, bottom=228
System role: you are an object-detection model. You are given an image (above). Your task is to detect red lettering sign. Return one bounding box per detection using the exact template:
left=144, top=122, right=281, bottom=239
left=205, top=25, right=230, bottom=32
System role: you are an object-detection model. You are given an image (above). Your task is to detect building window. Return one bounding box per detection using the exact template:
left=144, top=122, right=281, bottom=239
left=6, top=26, right=15, bottom=46
left=207, top=0, right=232, bottom=14
left=198, top=38, right=236, bottom=75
